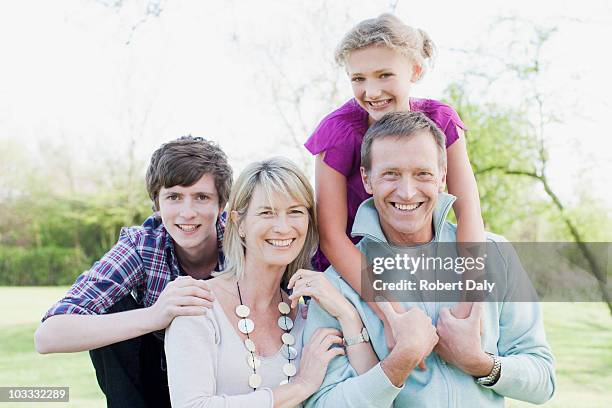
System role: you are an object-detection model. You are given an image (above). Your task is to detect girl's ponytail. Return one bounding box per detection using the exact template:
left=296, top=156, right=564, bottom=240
left=418, top=28, right=436, bottom=61
left=336, top=14, right=436, bottom=81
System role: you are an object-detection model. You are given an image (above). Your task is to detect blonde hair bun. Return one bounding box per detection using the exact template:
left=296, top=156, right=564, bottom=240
left=335, top=13, right=436, bottom=80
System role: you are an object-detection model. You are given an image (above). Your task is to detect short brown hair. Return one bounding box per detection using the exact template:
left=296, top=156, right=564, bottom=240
left=146, top=136, right=233, bottom=211
left=361, top=111, right=447, bottom=172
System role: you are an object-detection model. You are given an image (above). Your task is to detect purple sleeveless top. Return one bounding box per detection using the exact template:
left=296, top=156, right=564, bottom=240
left=304, top=98, right=466, bottom=271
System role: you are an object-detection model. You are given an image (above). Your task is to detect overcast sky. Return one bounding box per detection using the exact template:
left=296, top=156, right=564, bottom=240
left=1, top=0, right=611, bottom=208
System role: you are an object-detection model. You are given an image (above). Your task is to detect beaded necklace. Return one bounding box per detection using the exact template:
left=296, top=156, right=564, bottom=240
left=235, top=282, right=298, bottom=390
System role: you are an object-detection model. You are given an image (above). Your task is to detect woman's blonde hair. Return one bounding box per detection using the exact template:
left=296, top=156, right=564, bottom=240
left=335, top=13, right=436, bottom=80
left=219, top=157, right=318, bottom=288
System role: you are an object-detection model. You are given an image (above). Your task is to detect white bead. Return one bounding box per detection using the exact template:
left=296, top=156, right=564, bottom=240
left=249, top=373, right=262, bottom=388
left=246, top=353, right=261, bottom=369
left=238, top=318, right=254, bottom=334
left=281, top=345, right=298, bottom=360
left=281, top=333, right=295, bottom=345
left=282, top=363, right=297, bottom=377
left=235, top=305, right=250, bottom=318
left=278, top=316, right=294, bottom=331
left=278, top=302, right=290, bottom=315
left=244, top=338, right=256, bottom=352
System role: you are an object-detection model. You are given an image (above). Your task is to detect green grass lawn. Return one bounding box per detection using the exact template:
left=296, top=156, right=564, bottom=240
left=1, top=287, right=611, bottom=407
left=0, top=287, right=105, bottom=408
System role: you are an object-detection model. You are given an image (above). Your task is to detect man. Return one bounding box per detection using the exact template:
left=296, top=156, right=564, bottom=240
left=302, top=112, right=555, bottom=407
left=35, top=136, right=233, bottom=408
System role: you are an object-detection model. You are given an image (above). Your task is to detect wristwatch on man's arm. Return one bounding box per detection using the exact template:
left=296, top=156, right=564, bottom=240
left=475, top=352, right=501, bottom=386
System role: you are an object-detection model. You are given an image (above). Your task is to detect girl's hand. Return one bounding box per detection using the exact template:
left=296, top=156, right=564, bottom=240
left=292, top=328, right=345, bottom=395
left=288, top=269, right=353, bottom=320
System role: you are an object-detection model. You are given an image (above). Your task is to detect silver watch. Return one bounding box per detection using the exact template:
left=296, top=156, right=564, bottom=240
left=476, top=353, right=501, bottom=386
left=342, top=326, right=370, bottom=347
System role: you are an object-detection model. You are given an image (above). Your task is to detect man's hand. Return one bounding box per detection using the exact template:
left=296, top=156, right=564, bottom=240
left=450, top=301, right=472, bottom=319
left=377, top=298, right=438, bottom=386
left=434, top=303, right=493, bottom=377
left=146, top=276, right=215, bottom=331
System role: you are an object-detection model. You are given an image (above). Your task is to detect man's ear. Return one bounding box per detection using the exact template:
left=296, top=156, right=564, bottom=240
left=360, top=167, right=373, bottom=195
left=438, top=168, right=447, bottom=192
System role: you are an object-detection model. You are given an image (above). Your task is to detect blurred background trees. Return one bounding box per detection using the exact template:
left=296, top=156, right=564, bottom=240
left=0, top=1, right=610, bottom=312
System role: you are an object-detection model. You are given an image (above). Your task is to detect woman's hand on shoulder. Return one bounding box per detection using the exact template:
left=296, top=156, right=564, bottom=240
left=288, top=269, right=356, bottom=322
left=292, top=327, right=345, bottom=396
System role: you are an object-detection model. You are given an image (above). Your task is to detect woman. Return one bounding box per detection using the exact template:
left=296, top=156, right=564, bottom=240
left=165, top=157, right=378, bottom=407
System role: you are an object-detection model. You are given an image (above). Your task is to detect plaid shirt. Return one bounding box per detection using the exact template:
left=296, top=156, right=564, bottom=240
left=43, top=213, right=225, bottom=321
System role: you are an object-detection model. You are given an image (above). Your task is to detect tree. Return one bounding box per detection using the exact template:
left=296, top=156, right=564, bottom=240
left=449, top=18, right=612, bottom=314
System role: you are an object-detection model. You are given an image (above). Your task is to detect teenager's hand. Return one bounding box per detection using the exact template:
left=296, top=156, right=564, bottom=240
left=146, top=276, right=215, bottom=331
left=292, top=328, right=345, bottom=396
left=288, top=269, right=354, bottom=321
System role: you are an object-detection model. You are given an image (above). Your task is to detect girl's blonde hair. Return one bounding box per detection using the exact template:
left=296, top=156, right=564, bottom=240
left=335, top=13, right=436, bottom=80
left=220, top=157, right=318, bottom=288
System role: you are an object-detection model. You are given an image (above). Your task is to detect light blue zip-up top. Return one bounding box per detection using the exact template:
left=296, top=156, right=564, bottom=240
left=303, top=193, right=555, bottom=407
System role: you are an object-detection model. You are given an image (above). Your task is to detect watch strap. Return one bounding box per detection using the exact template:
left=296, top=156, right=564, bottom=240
left=476, top=353, right=501, bottom=386
left=342, top=326, right=370, bottom=347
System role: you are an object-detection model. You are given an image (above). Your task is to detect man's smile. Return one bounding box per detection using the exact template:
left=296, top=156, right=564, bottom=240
left=176, top=224, right=201, bottom=233
left=391, top=202, right=423, bottom=212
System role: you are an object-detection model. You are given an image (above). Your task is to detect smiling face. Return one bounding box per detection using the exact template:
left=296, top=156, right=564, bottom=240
left=237, top=184, right=309, bottom=269
left=158, top=173, right=221, bottom=256
left=346, top=45, right=421, bottom=123
left=361, top=131, right=446, bottom=245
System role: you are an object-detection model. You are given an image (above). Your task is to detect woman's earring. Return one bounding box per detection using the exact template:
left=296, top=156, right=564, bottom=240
left=239, top=228, right=245, bottom=238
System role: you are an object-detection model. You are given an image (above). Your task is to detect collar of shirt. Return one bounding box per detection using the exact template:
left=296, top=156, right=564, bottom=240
left=350, top=192, right=456, bottom=244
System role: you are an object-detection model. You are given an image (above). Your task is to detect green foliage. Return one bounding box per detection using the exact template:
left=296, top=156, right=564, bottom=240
left=539, top=190, right=612, bottom=242
left=2, top=189, right=150, bottom=250
left=444, top=84, right=611, bottom=244
left=444, top=84, right=545, bottom=238
left=0, top=246, right=90, bottom=285
left=0, top=177, right=151, bottom=285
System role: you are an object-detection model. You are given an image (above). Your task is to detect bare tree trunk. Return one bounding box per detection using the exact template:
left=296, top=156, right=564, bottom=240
left=477, top=166, right=612, bottom=314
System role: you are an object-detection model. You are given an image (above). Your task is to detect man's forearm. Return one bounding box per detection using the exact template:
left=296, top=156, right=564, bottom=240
left=306, top=363, right=402, bottom=408
left=273, top=382, right=313, bottom=408
left=35, top=308, right=154, bottom=353
left=380, top=346, right=420, bottom=387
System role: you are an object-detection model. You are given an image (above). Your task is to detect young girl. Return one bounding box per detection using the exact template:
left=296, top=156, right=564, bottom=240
left=305, top=14, right=484, bottom=320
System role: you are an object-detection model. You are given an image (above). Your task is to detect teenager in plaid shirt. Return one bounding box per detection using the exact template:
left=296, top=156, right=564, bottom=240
left=35, top=136, right=233, bottom=408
